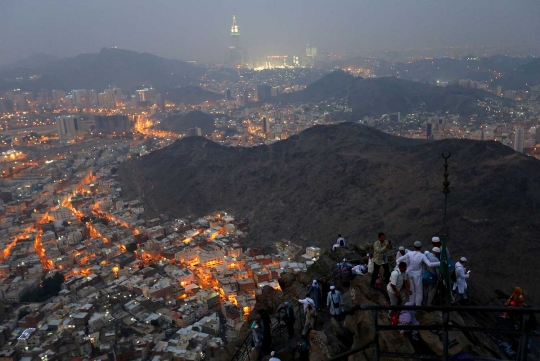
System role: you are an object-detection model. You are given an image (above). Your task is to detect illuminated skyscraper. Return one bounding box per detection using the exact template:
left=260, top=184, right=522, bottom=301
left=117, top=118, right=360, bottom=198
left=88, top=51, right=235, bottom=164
left=225, top=15, right=246, bottom=67
left=56, top=115, right=81, bottom=143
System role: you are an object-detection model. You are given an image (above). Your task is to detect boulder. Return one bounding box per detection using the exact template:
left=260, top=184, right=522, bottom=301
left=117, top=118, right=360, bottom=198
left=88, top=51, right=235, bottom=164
left=309, top=330, right=332, bottom=361
left=330, top=316, right=354, bottom=347
left=279, top=272, right=297, bottom=289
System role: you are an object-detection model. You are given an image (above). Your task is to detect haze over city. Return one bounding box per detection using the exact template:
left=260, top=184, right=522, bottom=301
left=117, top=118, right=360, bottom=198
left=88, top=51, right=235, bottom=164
left=1, top=0, right=540, bottom=64
left=2, top=1, right=540, bottom=361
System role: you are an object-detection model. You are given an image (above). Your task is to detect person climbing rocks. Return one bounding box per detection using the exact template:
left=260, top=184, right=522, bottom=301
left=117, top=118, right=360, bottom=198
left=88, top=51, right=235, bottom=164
left=302, top=303, right=317, bottom=337
left=502, top=286, right=525, bottom=318
left=387, top=262, right=411, bottom=318
left=399, top=301, right=420, bottom=341
left=371, top=232, right=393, bottom=286
left=277, top=301, right=296, bottom=338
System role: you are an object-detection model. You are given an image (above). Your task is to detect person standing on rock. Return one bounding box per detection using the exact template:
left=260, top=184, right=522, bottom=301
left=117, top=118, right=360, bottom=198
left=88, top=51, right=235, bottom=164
left=371, top=232, right=392, bottom=286
left=387, top=262, right=411, bottom=318
left=327, top=285, right=344, bottom=319
left=423, top=247, right=441, bottom=306
left=302, top=303, right=317, bottom=338
left=431, top=236, right=450, bottom=259
left=308, top=280, right=322, bottom=310
left=319, top=277, right=330, bottom=300
left=396, top=241, right=440, bottom=306
left=251, top=325, right=264, bottom=360
left=332, top=234, right=346, bottom=252
left=395, top=246, right=410, bottom=269
left=453, top=257, right=470, bottom=302
left=277, top=302, right=295, bottom=338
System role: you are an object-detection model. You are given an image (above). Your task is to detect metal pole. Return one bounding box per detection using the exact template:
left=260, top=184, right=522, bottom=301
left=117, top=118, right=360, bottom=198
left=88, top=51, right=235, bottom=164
left=442, top=310, right=450, bottom=361
left=441, top=152, right=452, bottom=306
left=373, top=310, right=380, bottom=361
left=517, top=313, right=530, bottom=361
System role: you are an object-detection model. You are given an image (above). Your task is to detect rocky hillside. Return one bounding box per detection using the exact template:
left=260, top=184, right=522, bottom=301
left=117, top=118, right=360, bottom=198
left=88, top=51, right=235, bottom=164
left=274, top=71, right=507, bottom=117
left=117, top=123, right=540, bottom=301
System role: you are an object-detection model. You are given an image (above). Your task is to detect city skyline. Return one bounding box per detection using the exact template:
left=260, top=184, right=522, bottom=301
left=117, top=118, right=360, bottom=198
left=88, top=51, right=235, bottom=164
left=1, top=0, right=540, bottom=65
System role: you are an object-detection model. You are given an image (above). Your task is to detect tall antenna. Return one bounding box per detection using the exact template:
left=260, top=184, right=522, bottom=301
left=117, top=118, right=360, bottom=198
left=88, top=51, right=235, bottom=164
left=440, top=152, right=452, bottom=306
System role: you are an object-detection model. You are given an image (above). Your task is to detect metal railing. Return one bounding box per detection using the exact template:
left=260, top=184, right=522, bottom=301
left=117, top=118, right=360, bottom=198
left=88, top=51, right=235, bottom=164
left=328, top=304, right=540, bottom=361
left=230, top=261, right=341, bottom=361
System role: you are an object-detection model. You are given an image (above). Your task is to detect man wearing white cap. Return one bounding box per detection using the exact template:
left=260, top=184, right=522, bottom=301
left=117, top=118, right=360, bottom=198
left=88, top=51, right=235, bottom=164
left=423, top=247, right=441, bottom=306
left=269, top=351, right=281, bottom=361
left=453, top=257, right=470, bottom=302
left=387, top=262, right=411, bottom=318
left=294, top=296, right=315, bottom=312
left=327, top=285, right=344, bottom=318
left=397, top=241, right=440, bottom=306
left=431, top=236, right=450, bottom=259
left=395, top=246, right=410, bottom=269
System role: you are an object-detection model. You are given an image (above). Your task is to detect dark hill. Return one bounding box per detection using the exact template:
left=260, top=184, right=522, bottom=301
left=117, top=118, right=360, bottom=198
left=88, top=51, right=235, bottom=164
left=276, top=72, right=498, bottom=117
left=162, top=85, right=222, bottom=105
left=117, top=122, right=540, bottom=302
left=274, top=70, right=355, bottom=103
left=0, top=48, right=204, bottom=91
left=153, top=110, right=217, bottom=136
left=495, top=58, right=540, bottom=90
left=0, top=53, right=58, bottom=71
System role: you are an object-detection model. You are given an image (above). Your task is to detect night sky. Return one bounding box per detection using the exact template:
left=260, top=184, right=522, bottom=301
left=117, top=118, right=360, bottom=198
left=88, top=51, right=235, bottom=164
left=0, top=0, right=539, bottom=64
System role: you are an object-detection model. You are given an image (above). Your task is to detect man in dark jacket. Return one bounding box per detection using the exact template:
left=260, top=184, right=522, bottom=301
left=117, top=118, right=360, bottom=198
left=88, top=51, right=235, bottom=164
left=278, top=302, right=296, bottom=338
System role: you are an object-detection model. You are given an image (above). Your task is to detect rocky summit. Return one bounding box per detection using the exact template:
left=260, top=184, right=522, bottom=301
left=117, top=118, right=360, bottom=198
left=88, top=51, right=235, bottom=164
left=117, top=122, right=540, bottom=302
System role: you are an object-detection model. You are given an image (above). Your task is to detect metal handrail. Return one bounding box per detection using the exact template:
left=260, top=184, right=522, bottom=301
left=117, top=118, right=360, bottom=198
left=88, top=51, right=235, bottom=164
left=230, top=262, right=340, bottom=361
left=346, top=304, right=540, bottom=361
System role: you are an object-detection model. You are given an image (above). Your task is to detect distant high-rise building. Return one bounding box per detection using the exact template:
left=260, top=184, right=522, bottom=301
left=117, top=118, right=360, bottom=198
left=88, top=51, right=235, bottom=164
left=262, top=117, right=271, bottom=134
left=426, top=123, right=433, bottom=138
left=243, top=90, right=249, bottom=105
left=56, top=115, right=81, bottom=143
left=226, top=89, right=232, bottom=101
left=94, top=115, right=131, bottom=134
left=257, top=84, right=272, bottom=103
left=225, top=15, right=246, bottom=67
left=514, top=128, right=525, bottom=153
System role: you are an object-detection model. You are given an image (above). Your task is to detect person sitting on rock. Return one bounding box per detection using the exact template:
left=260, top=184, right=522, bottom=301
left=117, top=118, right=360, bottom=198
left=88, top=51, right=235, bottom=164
left=502, top=286, right=524, bottom=318
left=399, top=301, right=420, bottom=341
left=332, top=234, right=346, bottom=251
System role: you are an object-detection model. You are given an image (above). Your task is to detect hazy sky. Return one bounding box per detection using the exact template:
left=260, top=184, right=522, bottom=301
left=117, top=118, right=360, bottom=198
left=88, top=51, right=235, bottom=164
left=0, top=0, right=539, bottom=64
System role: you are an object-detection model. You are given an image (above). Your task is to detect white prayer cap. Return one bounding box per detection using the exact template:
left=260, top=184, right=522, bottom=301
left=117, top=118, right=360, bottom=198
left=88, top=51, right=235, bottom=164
left=414, top=241, right=422, bottom=248
left=432, top=237, right=441, bottom=243
left=284, top=301, right=289, bottom=305
left=398, top=246, right=405, bottom=251
left=312, top=280, right=317, bottom=285
left=330, top=285, right=336, bottom=290
left=343, top=258, right=347, bottom=262
left=460, top=257, right=467, bottom=262
left=432, top=247, right=441, bottom=253
left=271, top=351, right=275, bottom=356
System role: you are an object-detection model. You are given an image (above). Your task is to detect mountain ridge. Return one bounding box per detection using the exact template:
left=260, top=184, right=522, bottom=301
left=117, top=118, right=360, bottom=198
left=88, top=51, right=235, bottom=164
left=117, top=122, right=540, bottom=301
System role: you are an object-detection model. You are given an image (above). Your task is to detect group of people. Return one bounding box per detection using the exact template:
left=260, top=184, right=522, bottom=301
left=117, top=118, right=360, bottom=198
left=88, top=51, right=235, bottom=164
left=368, top=233, right=471, bottom=307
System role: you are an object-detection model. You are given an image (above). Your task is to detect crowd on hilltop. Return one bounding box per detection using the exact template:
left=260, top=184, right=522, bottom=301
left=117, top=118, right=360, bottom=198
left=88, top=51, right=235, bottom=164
left=247, top=232, right=525, bottom=360
left=331, top=233, right=525, bottom=337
